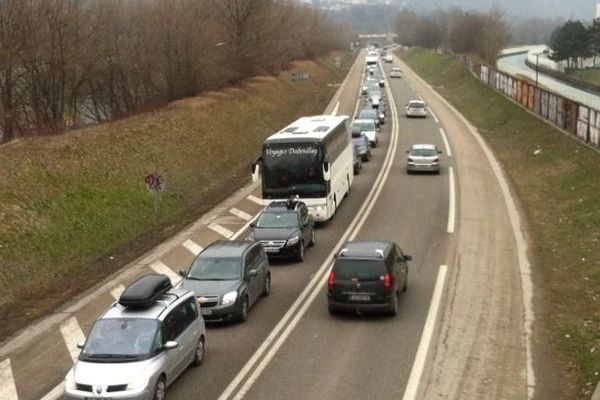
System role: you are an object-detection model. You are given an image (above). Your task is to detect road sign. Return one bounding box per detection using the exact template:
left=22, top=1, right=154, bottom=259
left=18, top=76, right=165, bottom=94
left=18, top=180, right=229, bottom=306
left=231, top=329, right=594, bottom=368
left=145, top=173, right=165, bottom=192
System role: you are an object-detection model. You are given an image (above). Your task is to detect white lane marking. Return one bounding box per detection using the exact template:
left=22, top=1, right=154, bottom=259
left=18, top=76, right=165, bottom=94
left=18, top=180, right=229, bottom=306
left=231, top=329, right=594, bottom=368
left=109, top=284, right=125, bottom=300
left=150, top=260, right=180, bottom=284
left=39, top=382, right=64, bottom=400
left=230, top=214, right=260, bottom=241
left=229, top=207, right=253, bottom=221
left=246, top=195, right=263, bottom=205
left=59, top=317, right=85, bottom=363
left=223, top=64, right=401, bottom=400
left=0, top=359, right=18, bottom=400
left=182, top=239, right=203, bottom=255
left=439, top=128, right=452, bottom=157
left=402, top=265, right=449, bottom=400
left=430, top=110, right=440, bottom=123
left=208, top=223, right=234, bottom=239
left=447, top=166, right=456, bottom=234
left=330, top=101, right=340, bottom=115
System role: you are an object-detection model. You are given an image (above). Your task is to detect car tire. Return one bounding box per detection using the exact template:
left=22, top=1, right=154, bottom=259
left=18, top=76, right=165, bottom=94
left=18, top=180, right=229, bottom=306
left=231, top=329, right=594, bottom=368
left=238, top=296, right=249, bottom=322
left=296, top=241, right=305, bottom=262
left=263, top=273, right=271, bottom=297
left=308, top=229, right=315, bottom=247
left=328, top=305, right=337, bottom=315
left=153, top=376, right=167, bottom=400
left=403, top=275, right=408, bottom=292
left=388, top=293, right=399, bottom=317
left=191, top=336, right=205, bottom=367
left=354, top=165, right=360, bottom=175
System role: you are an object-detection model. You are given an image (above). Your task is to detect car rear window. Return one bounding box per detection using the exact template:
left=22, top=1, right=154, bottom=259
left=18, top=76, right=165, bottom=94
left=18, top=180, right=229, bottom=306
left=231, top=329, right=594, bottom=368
left=409, top=102, right=425, bottom=108
left=333, top=259, right=386, bottom=280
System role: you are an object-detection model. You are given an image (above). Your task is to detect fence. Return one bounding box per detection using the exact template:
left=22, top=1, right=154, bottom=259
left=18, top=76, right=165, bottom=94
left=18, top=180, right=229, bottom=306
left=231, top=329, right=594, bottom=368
left=460, top=56, right=600, bottom=150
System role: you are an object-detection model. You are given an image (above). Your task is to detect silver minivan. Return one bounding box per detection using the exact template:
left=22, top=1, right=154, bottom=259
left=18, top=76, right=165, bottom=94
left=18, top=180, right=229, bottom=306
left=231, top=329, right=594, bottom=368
left=64, top=274, right=206, bottom=400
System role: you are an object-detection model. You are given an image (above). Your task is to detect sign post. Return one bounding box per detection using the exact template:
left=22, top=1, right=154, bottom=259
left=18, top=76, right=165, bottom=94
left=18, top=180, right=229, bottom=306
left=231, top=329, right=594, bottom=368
left=145, top=173, right=166, bottom=216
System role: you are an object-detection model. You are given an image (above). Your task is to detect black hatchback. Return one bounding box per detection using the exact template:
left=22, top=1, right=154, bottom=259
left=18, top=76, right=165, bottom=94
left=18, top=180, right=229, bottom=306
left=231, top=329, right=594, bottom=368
left=327, top=241, right=411, bottom=316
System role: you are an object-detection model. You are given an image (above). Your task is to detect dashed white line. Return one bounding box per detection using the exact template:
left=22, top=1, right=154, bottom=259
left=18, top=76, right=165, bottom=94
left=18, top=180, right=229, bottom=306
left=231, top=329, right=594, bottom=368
left=246, top=195, right=263, bottom=205
left=229, top=207, right=253, bottom=221
left=150, top=260, right=180, bottom=284
left=208, top=223, right=234, bottom=239
left=59, top=317, right=85, bottom=363
left=402, top=265, right=449, bottom=400
left=447, top=166, right=456, bottom=234
left=330, top=101, right=340, bottom=115
left=0, top=359, right=18, bottom=400
left=430, top=110, right=440, bottom=123
left=109, top=284, right=125, bottom=300
left=439, top=127, right=452, bottom=157
left=182, top=239, right=203, bottom=255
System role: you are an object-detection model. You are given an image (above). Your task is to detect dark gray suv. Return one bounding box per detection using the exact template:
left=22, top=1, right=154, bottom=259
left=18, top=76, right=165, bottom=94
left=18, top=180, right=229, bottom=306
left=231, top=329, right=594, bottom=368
left=179, top=240, right=271, bottom=322
left=327, top=241, right=411, bottom=316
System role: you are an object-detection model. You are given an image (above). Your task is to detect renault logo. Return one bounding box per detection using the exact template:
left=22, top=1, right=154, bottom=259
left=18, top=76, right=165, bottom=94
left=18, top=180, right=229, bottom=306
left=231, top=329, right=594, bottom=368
left=95, top=386, right=102, bottom=394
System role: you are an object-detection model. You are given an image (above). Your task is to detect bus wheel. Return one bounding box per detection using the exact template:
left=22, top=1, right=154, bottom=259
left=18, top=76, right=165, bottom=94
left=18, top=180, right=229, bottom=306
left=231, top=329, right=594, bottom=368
left=345, top=175, right=350, bottom=198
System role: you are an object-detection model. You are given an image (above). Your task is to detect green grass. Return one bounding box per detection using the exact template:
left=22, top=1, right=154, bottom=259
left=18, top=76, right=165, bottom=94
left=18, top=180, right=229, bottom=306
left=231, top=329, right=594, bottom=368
left=566, top=68, right=600, bottom=86
left=0, top=52, right=355, bottom=335
left=401, top=48, right=600, bottom=399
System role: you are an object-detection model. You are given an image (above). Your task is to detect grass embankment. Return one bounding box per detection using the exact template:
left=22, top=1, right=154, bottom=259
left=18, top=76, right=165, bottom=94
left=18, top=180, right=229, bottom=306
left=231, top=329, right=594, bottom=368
left=400, top=48, right=599, bottom=399
left=0, top=52, right=355, bottom=339
left=566, top=68, right=600, bottom=87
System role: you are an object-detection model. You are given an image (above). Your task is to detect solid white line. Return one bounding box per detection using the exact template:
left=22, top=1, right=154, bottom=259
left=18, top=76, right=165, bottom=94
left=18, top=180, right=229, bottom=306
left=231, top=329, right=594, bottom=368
left=150, top=260, right=180, bottom=284
left=330, top=101, right=340, bottom=115
left=246, top=195, right=263, bottom=205
left=0, top=359, right=18, bottom=400
left=229, top=207, right=253, bottom=221
left=230, top=214, right=260, bottom=241
left=39, top=382, right=64, bottom=400
left=439, top=127, right=452, bottom=157
left=224, top=63, right=401, bottom=400
left=59, top=317, right=85, bottom=363
left=430, top=110, right=440, bottom=124
left=109, top=284, right=125, bottom=300
left=182, top=239, right=203, bottom=255
left=447, top=167, right=456, bottom=234
left=402, top=265, right=448, bottom=400
left=208, top=223, right=234, bottom=239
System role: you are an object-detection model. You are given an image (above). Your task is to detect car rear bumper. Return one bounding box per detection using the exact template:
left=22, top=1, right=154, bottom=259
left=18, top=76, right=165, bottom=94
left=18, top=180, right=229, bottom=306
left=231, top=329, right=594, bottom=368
left=328, top=300, right=392, bottom=314
left=407, top=163, right=439, bottom=172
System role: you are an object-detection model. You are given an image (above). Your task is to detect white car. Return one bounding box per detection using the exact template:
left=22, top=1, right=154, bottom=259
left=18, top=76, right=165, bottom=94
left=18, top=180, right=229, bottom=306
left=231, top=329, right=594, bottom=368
left=352, top=119, right=378, bottom=148
left=390, top=67, right=402, bottom=78
left=406, top=144, right=442, bottom=174
left=405, top=100, right=427, bottom=118
left=384, top=54, right=393, bottom=63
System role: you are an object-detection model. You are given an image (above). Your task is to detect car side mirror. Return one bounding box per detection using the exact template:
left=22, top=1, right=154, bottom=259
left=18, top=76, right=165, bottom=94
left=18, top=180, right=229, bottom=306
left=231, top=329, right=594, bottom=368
left=404, top=255, right=412, bottom=261
left=77, top=340, right=85, bottom=349
left=179, top=270, right=186, bottom=277
left=406, top=150, right=410, bottom=153
left=248, top=269, right=258, bottom=277
left=249, top=222, right=256, bottom=228
left=164, top=341, right=178, bottom=350
left=438, top=150, right=443, bottom=154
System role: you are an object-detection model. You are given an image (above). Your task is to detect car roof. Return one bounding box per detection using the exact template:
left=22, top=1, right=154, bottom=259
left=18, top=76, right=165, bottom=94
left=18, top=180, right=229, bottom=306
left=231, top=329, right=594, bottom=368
left=102, top=287, right=190, bottom=321
left=410, top=143, right=437, bottom=150
left=338, top=241, right=394, bottom=259
left=408, top=100, right=425, bottom=105
left=199, top=240, right=254, bottom=258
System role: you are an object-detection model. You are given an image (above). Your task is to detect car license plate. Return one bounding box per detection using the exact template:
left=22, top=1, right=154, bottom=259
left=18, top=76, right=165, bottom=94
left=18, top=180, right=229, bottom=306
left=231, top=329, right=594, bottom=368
left=349, top=294, right=371, bottom=302
left=201, top=308, right=213, bottom=315
left=85, top=398, right=112, bottom=400
left=264, top=247, right=279, bottom=253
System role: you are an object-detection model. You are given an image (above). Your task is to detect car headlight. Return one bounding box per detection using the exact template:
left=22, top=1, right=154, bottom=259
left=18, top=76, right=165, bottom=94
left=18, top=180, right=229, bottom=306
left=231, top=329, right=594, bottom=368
left=65, top=369, right=76, bottom=391
left=222, top=291, right=238, bottom=305
left=127, top=375, right=150, bottom=392
left=287, top=235, right=300, bottom=246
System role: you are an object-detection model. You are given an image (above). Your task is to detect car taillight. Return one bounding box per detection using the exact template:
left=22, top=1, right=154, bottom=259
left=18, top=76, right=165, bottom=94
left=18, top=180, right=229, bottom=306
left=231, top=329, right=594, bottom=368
left=328, top=271, right=336, bottom=291
left=384, top=272, right=392, bottom=289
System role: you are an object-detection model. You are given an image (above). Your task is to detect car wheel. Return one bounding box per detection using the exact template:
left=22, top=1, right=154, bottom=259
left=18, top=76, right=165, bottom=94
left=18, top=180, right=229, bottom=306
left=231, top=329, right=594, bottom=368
left=403, top=274, right=408, bottom=292
left=238, top=296, right=249, bottom=322
left=296, top=241, right=305, bottom=262
left=153, top=376, right=166, bottom=400
left=191, top=336, right=205, bottom=367
left=354, top=165, right=360, bottom=175
left=388, top=293, right=399, bottom=317
left=308, top=229, right=315, bottom=247
left=263, top=273, right=271, bottom=297
left=328, top=305, right=337, bottom=315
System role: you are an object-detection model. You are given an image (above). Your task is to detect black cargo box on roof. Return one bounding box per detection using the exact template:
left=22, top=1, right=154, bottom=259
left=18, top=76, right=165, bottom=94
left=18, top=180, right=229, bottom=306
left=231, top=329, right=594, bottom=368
left=119, top=274, right=172, bottom=308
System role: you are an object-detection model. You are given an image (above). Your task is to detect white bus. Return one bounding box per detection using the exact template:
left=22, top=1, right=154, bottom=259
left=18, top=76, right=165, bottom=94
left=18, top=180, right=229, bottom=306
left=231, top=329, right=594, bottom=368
left=251, top=115, right=354, bottom=221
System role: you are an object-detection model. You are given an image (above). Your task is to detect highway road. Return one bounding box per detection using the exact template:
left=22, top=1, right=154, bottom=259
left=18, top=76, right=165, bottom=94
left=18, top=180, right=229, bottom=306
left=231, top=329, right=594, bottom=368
left=0, top=50, right=530, bottom=400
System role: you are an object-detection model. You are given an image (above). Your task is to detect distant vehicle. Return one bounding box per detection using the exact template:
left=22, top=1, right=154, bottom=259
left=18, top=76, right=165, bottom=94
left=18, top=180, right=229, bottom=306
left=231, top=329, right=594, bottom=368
left=249, top=199, right=315, bottom=262
left=327, top=241, right=411, bottom=316
left=251, top=115, right=353, bottom=222
left=353, top=145, right=363, bottom=175
left=405, top=100, right=428, bottom=118
left=384, top=54, right=393, bottom=63
left=179, top=240, right=271, bottom=322
left=358, top=107, right=384, bottom=128
left=64, top=274, right=206, bottom=400
left=351, top=130, right=371, bottom=162
left=352, top=119, right=378, bottom=148
left=406, top=144, right=442, bottom=174
left=390, top=67, right=402, bottom=78
left=365, top=54, right=378, bottom=66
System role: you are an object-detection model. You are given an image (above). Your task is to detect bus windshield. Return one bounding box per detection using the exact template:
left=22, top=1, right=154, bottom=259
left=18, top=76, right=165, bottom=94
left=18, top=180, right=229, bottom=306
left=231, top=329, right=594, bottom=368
left=262, top=143, right=325, bottom=198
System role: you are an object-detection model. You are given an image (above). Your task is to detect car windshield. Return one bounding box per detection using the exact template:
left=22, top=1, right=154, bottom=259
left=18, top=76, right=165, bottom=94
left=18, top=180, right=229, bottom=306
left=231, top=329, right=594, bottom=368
left=81, top=318, right=161, bottom=362
left=353, top=121, right=375, bottom=131
left=333, top=259, right=387, bottom=281
left=409, top=102, right=425, bottom=108
left=391, top=68, right=401, bottom=72
left=187, top=257, right=242, bottom=280
left=411, top=148, right=437, bottom=157
left=256, top=211, right=299, bottom=228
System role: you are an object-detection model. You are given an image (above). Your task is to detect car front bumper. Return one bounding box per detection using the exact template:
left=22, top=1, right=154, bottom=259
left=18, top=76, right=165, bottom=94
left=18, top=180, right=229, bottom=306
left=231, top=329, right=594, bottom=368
left=65, top=386, right=154, bottom=400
